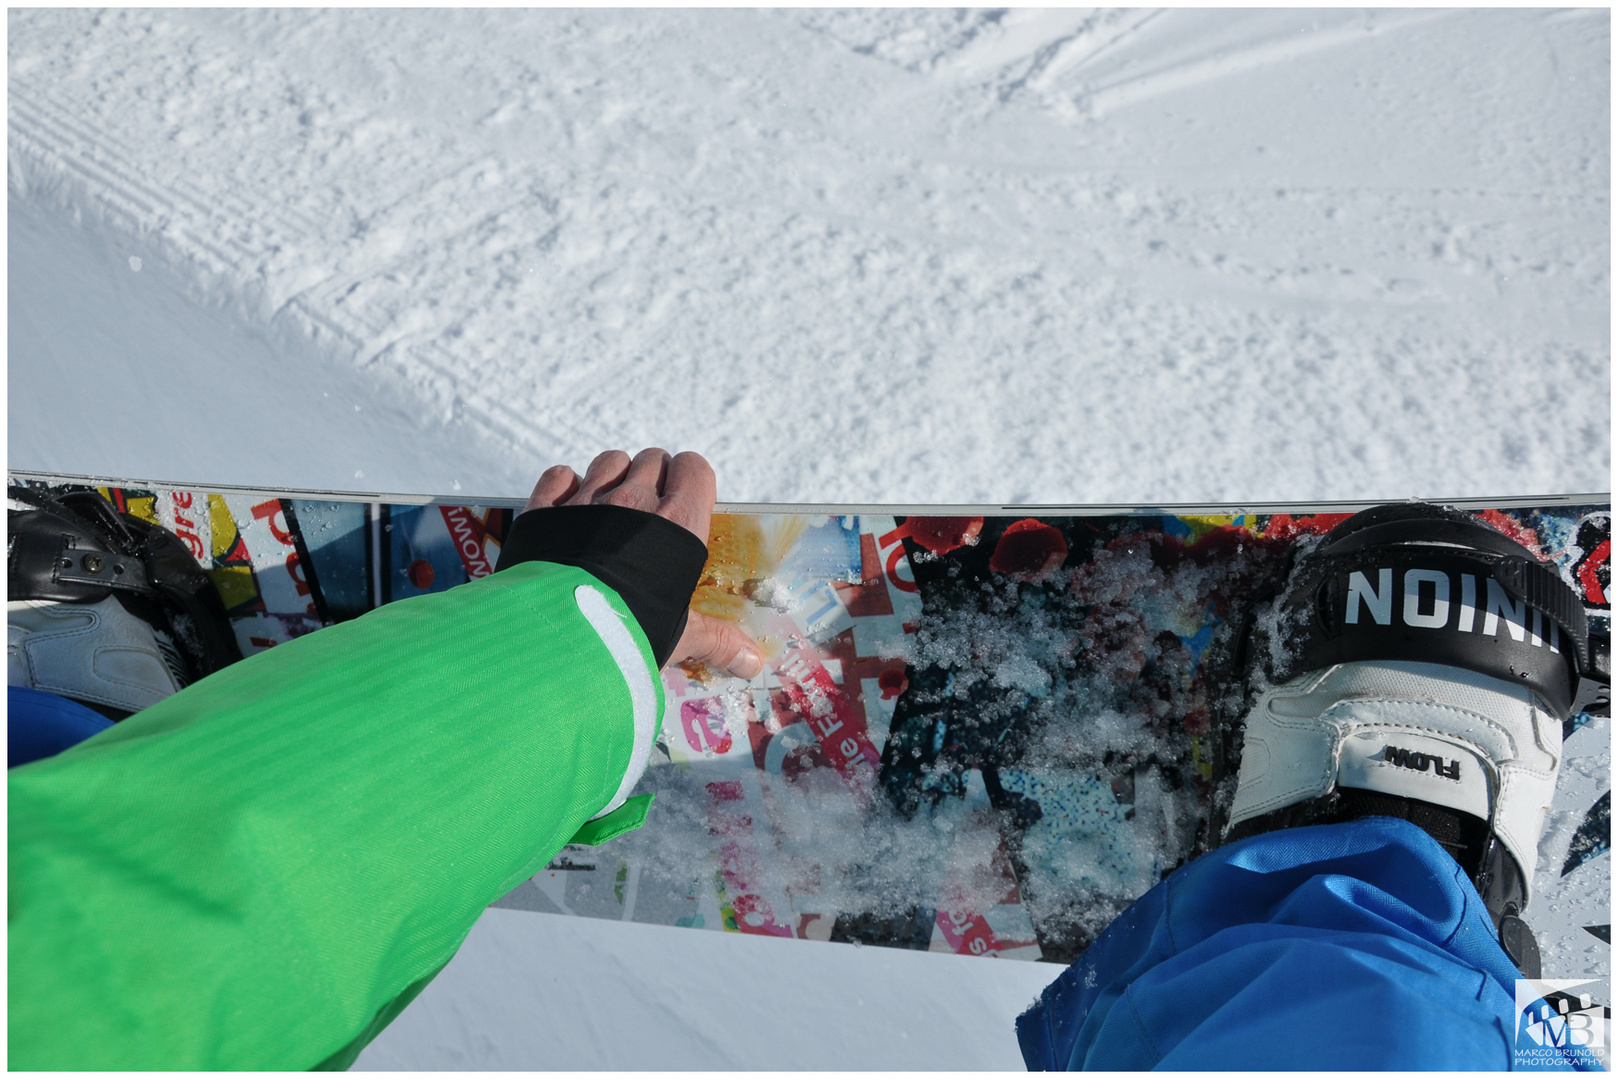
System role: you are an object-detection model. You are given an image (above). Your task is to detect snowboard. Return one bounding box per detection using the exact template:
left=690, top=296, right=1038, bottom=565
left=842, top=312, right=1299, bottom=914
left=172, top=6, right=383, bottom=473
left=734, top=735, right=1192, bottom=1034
left=8, top=470, right=1610, bottom=989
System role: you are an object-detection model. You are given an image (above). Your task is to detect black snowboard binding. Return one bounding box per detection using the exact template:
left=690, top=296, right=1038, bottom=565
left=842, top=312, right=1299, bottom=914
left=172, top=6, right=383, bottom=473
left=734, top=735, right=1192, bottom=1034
left=8, top=483, right=242, bottom=719
left=1204, top=502, right=1609, bottom=977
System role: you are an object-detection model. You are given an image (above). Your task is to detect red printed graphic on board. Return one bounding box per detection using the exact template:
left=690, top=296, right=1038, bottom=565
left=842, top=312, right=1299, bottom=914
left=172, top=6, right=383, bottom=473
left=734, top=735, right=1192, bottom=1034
left=682, top=697, right=738, bottom=756
left=1262, top=512, right=1353, bottom=540
left=875, top=518, right=983, bottom=596
left=1476, top=509, right=1544, bottom=558
left=249, top=499, right=317, bottom=617
left=931, top=828, right=1035, bottom=958
left=706, top=780, right=794, bottom=938
left=439, top=506, right=496, bottom=579
left=1570, top=513, right=1610, bottom=608
left=989, top=519, right=1069, bottom=580
left=833, top=532, right=896, bottom=617
left=766, top=612, right=882, bottom=785
left=934, top=907, right=1005, bottom=957
left=165, top=490, right=208, bottom=562
left=1580, top=540, right=1610, bottom=605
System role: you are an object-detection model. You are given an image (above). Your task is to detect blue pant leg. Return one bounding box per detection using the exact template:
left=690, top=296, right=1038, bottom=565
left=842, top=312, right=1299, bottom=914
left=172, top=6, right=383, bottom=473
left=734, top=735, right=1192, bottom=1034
left=1018, top=817, right=1582, bottom=1070
left=8, top=685, right=114, bottom=768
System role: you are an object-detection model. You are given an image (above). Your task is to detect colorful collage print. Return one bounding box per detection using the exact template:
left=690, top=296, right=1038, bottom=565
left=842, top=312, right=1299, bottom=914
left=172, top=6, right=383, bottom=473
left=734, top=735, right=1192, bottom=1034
left=82, top=482, right=1609, bottom=972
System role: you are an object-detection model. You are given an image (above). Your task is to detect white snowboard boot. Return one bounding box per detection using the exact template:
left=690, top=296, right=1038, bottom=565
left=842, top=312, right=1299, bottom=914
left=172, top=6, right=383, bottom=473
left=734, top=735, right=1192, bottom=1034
left=1219, top=502, right=1609, bottom=977
left=9, top=596, right=188, bottom=717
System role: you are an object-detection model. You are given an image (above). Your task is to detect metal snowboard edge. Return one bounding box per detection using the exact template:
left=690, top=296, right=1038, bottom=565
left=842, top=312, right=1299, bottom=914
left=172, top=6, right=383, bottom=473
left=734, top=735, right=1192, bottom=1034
left=8, top=469, right=1609, bottom=517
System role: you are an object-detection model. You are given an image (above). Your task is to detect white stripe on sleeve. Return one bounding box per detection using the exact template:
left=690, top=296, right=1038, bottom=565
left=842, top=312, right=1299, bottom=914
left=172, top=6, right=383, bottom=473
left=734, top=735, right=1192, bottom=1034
left=573, top=583, right=659, bottom=819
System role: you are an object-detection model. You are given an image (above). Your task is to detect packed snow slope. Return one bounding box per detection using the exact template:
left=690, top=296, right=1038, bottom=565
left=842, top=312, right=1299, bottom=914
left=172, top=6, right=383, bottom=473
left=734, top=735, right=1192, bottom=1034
left=6, top=8, right=1610, bottom=1073
left=9, top=8, right=1609, bottom=504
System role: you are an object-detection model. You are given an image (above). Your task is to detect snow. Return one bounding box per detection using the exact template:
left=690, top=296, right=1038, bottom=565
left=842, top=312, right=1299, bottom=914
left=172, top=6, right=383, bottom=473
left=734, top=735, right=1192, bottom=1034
left=350, top=906, right=1047, bottom=1071
left=9, top=8, right=1608, bottom=504
left=6, top=7, right=1610, bottom=1071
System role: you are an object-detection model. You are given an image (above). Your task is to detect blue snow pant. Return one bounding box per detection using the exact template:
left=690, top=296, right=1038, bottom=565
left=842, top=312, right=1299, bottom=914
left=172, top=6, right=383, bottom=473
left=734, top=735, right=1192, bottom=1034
left=1017, top=817, right=1586, bottom=1070
left=8, top=685, right=114, bottom=769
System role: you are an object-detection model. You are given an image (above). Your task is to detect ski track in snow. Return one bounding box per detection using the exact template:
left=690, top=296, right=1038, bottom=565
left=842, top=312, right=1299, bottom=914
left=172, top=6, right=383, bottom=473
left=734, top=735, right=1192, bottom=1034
left=6, top=8, right=1611, bottom=1070
left=8, top=8, right=1609, bottom=503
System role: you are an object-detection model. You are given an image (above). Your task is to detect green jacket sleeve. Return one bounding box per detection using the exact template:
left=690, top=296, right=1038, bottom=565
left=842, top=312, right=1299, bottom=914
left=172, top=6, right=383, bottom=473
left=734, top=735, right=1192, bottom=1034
left=8, top=560, right=664, bottom=1070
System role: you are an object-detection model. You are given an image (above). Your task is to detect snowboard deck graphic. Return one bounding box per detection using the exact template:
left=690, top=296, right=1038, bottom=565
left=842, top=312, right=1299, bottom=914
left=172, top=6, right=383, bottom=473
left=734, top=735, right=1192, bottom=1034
left=9, top=470, right=1609, bottom=992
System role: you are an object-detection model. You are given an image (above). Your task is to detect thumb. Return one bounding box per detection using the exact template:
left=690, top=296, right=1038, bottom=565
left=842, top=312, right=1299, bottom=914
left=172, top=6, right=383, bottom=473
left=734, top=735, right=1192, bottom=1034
left=671, top=610, right=764, bottom=680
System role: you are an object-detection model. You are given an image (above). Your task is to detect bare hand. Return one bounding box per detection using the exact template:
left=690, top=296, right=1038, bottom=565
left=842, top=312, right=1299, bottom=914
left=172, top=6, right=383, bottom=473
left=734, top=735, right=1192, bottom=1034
left=523, top=449, right=764, bottom=680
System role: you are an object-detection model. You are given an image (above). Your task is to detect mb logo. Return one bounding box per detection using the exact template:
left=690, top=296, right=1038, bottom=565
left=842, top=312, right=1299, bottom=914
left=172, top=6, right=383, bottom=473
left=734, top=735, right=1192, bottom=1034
left=1515, top=979, right=1608, bottom=1068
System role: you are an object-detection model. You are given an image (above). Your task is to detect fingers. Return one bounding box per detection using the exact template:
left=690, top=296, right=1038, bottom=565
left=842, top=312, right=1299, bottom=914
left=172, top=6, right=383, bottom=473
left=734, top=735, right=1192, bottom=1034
left=659, top=451, right=717, bottom=542
left=566, top=450, right=633, bottom=505
left=524, top=465, right=581, bottom=511
left=530, top=447, right=716, bottom=544
left=597, top=447, right=669, bottom=515
left=671, top=610, right=764, bottom=680
left=621, top=447, right=671, bottom=493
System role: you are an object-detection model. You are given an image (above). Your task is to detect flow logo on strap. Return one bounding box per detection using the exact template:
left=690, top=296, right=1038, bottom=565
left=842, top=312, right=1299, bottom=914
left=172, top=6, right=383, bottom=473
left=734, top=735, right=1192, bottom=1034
left=1380, top=745, right=1462, bottom=781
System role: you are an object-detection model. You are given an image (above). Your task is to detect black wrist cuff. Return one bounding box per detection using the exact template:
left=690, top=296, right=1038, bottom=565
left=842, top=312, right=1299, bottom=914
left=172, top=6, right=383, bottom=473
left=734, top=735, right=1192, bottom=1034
left=495, top=504, right=709, bottom=668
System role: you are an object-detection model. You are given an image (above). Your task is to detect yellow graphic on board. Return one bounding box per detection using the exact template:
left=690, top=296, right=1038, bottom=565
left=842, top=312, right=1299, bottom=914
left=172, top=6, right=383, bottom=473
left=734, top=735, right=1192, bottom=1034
left=207, top=494, right=262, bottom=613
